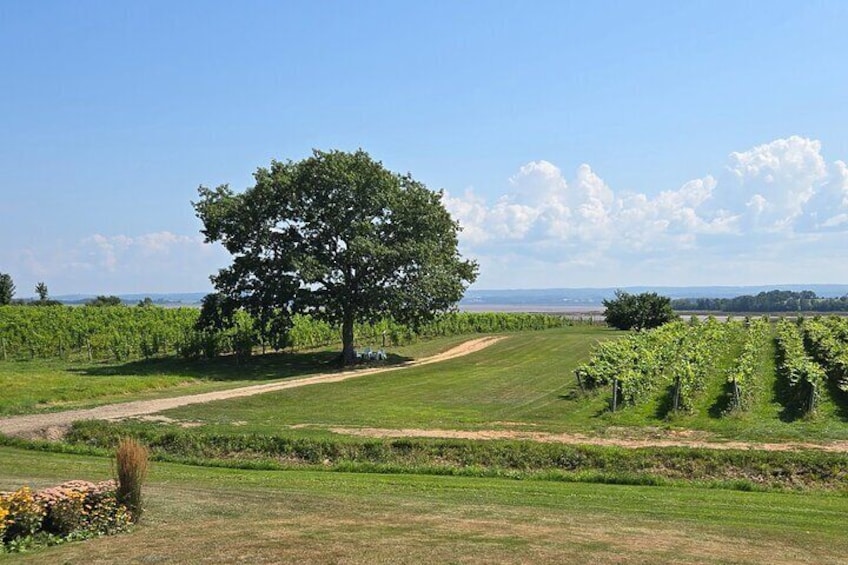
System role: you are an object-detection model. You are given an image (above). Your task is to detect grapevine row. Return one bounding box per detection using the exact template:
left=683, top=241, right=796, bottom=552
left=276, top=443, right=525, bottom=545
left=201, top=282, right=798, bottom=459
left=667, top=318, right=739, bottom=412
left=575, top=319, right=740, bottom=412
left=801, top=317, right=848, bottom=392
left=0, top=306, right=570, bottom=362
left=725, top=318, right=770, bottom=411
left=775, top=319, right=825, bottom=414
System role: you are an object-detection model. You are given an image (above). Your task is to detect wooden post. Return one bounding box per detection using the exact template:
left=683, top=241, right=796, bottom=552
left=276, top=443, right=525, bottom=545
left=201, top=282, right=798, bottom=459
left=575, top=372, right=585, bottom=392
left=673, top=376, right=681, bottom=411
left=611, top=378, right=618, bottom=412
left=732, top=379, right=741, bottom=410
left=1, top=338, right=6, bottom=361
left=808, top=383, right=816, bottom=414
left=87, top=341, right=93, bottom=362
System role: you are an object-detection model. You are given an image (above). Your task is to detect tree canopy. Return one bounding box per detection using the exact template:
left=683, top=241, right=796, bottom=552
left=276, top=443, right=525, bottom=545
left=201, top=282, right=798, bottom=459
left=603, top=290, right=677, bottom=331
left=672, top=290, right=848, bottom=312
left=35, top=282, right=48, bottom=301
left=193, top=149, right=478, bottom=364
left=0, top=273, right=14, bottom=306
left=87, top=295, right=123, bottom=307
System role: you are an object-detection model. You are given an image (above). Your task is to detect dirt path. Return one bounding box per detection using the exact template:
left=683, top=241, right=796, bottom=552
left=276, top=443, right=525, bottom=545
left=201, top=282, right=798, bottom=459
left=322, top=426, right=848, bottom=453
left=0, top=336, right=506, bottom=439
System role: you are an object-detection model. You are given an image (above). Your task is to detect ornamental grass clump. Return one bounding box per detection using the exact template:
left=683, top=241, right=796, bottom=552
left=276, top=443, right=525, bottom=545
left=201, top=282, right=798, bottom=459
left=115, top=437, right=149, bottom=522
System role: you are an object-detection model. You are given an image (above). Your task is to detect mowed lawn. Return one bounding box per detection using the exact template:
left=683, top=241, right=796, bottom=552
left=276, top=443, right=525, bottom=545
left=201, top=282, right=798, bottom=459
left=1, top=447, right=847, bottom=564
left=155, top=326, right=617, bottom=434
left=150, top=325, right=848, bottom=442
left=0, top=334, right=477, bottom=416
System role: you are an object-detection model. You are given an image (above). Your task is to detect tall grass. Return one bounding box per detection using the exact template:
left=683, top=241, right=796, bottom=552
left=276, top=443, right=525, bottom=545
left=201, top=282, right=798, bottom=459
left=114, top=437, right=149, bottom=522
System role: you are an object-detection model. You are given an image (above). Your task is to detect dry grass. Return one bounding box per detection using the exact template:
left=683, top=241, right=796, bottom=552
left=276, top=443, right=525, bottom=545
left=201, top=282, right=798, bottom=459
left=114, top=437, right=149, bottom=521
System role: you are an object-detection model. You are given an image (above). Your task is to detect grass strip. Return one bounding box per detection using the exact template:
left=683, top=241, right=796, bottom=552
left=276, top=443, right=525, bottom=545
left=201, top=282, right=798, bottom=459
left=7, top=421, right=844, bottom=492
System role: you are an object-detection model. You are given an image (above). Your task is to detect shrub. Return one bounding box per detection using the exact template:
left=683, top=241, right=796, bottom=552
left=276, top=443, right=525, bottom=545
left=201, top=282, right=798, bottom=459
left=603, top=290, right=677, bottom=330
left=231, top=326, right=257, bottom=361
left=115, top=438, right=149, bottom=522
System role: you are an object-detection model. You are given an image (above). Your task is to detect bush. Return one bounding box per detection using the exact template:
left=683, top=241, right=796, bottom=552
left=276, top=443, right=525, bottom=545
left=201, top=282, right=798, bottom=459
left=603, top=290, right=677, bottom=330
left=115, top=438, right=149, bottom=521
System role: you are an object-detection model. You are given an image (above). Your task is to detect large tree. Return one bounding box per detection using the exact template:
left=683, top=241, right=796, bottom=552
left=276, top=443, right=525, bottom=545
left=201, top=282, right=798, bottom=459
left=194, top=149, right=478, bottom=364
left=0, top=273, right=15, bottom=305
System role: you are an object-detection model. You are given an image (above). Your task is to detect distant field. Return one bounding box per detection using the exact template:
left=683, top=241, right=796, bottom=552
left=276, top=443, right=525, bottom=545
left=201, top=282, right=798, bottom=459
left=2, top=447, right=847, bottom=564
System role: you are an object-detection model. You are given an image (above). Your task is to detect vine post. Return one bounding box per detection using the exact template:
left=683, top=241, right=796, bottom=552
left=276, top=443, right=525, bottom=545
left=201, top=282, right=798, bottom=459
left=732, top=378, right=741, bottom=410
left=672, top=375, right=682, bottom=412
left=807, top=383, right=817, bottom=414
left=611, top=378, right=619, bottom=412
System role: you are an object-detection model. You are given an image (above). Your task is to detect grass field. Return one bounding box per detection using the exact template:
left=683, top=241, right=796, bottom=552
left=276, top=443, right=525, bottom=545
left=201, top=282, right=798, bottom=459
left=102, top=326, right=848, bottom=443
left=1, top=447, right=847, bottom=564
left=3, top=324, right=848, bottom=561
left=0, top=335, right=475, bottom=416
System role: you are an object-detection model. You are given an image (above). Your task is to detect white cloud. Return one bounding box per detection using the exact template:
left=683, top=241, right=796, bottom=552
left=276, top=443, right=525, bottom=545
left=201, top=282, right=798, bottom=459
left=725, top=136, right=829, bottom=230
left=448, top=136, right=848, bottom=287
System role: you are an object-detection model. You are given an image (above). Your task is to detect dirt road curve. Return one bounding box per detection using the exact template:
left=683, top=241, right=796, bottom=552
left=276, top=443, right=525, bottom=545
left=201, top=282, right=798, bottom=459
left=0, top=336, right=505, bottom=439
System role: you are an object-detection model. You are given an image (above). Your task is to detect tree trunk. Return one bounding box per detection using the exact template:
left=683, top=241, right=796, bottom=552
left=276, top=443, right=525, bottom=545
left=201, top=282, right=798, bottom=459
left=341, top=312, right=356, bottom=365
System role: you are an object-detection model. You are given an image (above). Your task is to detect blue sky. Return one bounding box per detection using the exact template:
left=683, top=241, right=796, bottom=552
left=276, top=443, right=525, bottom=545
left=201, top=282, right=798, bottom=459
left=2, top=1, right=847, bottom=295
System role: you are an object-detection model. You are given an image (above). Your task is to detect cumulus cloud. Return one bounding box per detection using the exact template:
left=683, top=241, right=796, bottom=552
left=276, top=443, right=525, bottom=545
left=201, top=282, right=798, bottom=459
left=445, top=136, right=848, bottom=287
left=723, top=136, right=830, bottom=231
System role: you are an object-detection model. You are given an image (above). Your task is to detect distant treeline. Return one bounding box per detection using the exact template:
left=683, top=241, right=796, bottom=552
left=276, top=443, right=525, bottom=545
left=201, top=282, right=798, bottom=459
left=672, top=290, right=848, bottom=312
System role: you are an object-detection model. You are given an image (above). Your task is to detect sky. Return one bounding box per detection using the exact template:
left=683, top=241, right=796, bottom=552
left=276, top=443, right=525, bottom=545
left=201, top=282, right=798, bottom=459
left=1, top=1, right=847, bottom=296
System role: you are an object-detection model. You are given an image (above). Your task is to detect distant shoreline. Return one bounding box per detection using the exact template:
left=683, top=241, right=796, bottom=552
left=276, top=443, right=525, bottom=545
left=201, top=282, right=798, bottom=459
left=459, top=304, right=605, bottom=314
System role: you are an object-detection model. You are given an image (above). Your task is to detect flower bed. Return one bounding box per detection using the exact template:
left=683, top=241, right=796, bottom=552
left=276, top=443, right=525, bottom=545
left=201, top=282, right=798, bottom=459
left=1, top=480, right=131, bottom=553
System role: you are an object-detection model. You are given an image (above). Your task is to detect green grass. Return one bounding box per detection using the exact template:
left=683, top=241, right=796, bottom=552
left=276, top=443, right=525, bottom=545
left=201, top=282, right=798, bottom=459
left=4, top=326, right=848, bottom=561
left=53, top=422, right=848, bottom=491
left=9, top=324, right=848, bottom=443
left=146, top=326, right=614, bottom=433
left=0, top=335, right=475, bottom=416
left=121, top=326, right=848, bottom=443
left=1, top=446, right=847, bottom=564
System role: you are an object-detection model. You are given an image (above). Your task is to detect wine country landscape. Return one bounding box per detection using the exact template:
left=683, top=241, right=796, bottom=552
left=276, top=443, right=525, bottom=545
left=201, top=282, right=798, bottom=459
left=4, top=2, right=848, bottom=563
left=1, top=304, right=848, bottom=562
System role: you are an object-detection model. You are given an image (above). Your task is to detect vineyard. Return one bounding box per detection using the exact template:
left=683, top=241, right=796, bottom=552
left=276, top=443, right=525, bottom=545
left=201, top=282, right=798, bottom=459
left=0, top=306, right=569, bottom=362
left=575, top=316, right=848, bottom=419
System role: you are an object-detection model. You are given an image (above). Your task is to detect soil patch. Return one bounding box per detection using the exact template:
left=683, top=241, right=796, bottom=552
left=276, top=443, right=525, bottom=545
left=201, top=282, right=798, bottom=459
left=322, top=425, right=848, bottom=453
